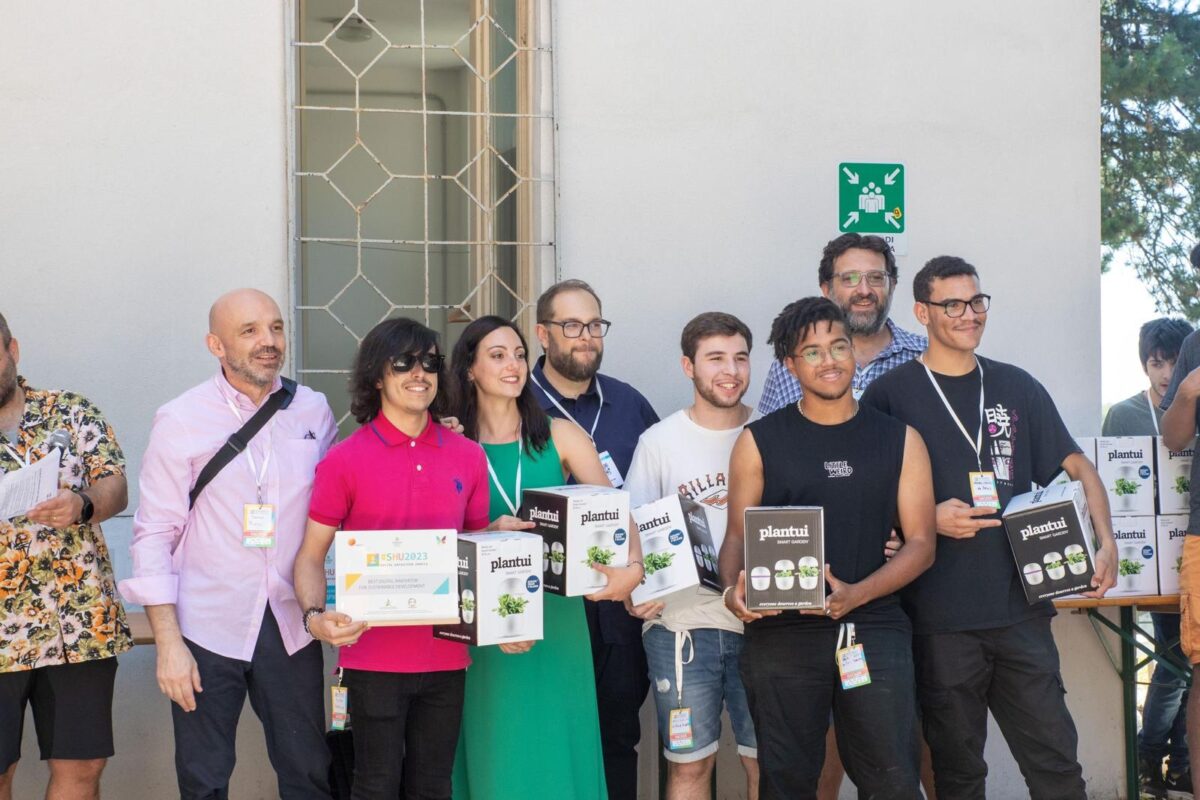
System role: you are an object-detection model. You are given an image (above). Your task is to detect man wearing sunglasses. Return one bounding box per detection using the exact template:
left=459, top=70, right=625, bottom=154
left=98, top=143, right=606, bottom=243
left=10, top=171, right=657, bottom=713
left=757, top=233, right=925, bottom=415
left=861, top=257, right=1117, bottom=799
left=531, top=279, right=659, bottom=800
left=122, top=289, right=338, bottom=798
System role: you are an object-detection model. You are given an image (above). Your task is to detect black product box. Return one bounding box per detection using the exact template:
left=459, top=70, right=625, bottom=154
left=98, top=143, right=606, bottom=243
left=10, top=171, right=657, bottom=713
left=520, top=485, right=631, bottom=596
left=1001, top=481, right=1097, bottom=603
left=743, top=506, right=825, bottom=610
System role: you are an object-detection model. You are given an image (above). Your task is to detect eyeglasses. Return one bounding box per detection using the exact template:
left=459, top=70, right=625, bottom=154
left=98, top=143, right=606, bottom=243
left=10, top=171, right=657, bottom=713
left=923, top=294, right=991, bottom=318
left=541, top=319, right=611, bottom=339
left=794, top=342, right=854, bottom=365
left=833, top=270, right=891, bottom=289
left=390, top=352, right=445, bottom=373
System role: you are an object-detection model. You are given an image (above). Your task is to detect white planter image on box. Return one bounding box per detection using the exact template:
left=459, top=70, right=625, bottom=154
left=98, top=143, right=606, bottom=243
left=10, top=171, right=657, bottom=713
left=549, top=542, right=565, bottom=576
left=1023, top=563, right=1045, bottom=586
left=750, top=566, right=771, bottom=591
left=641, top=532, right=675, bottom=591
left=798, top=556, right=821, bottom=590
left=774, top=559, right=795, bottom=591
left=495, top=577, right=528, bottom=638
left=1112, top=466, right=1142, bottom=513
left=1064, top=544, right=1088, bottom=576
left=584, top=529, right=619, bottom=570
left=1043, top=552, right=1066, bottom=581
left=1119, top=544, right=1144, bottom=591
left=461, top=589, right=475, bottom=624
left=693, top=545, right=704, bottom=569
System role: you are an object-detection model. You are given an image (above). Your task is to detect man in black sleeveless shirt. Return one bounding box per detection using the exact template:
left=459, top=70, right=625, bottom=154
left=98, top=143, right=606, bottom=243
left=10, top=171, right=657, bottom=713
left=718, top=297, right=936, bottom=800
left=861, top=256, right=1118, bottom=800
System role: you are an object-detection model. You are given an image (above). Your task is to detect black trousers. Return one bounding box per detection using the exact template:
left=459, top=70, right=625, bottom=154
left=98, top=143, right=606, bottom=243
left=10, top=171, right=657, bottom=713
left=915, top=616, right=1086, bottom=800
left=172, top=609, right=330, bottom=800
left=586, top=599, right=649, bottom=800
left=341, top=668, right=465, bottom=800
left=740, top=620, right=921, bottom=800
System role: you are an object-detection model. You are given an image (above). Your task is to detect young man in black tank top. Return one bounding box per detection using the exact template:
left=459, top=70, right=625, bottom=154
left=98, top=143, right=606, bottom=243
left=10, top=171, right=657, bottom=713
left=861, top=257, right=1118, bottom=800
left=717, top=297, right=936, bottom=800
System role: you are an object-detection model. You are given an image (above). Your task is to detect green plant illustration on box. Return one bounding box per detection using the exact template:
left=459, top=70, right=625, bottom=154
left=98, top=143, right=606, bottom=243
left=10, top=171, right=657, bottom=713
left=1177, top=475, right=1190, bottom=495
left=1119, top=558, right=1144, bottom=576
left=798, top=565, right=821, bottom=578
left=775, top=569, right=794, bottom=578
left=547, top=549, right=565, bottom=564
left=1113, top=477, right=1141, bottom=496
left=1066, top=552, right=1088, bottom=567
left=584, top=546, right=615, bottom=566
left=643, top=552, right=674, bottom=575
left=1045, top=557, right=1064, bottom=571
left=494, top=594, right=529, bottom=617
left=1176, top=556, right=1184, bottom=574
left=461, top=596, right=475, bottom=612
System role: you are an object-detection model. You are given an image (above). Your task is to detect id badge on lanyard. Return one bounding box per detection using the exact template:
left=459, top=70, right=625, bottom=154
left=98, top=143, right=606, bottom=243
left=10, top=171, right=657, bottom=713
left=219, top=378, right=277, bottom=548
left=331, top=669, right=349, bottom=731
left=530, top=373, right=623, bottom=486
left=835, top=623, right=871, bottom=690
left=922, top=358, right=996, bottom=508
left=667, top=631, right=695, bottom=750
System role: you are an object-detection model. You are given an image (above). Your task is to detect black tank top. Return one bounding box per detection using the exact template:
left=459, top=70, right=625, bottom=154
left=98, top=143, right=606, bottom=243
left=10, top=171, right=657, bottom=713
left=747, top=403, right=909, bottom=627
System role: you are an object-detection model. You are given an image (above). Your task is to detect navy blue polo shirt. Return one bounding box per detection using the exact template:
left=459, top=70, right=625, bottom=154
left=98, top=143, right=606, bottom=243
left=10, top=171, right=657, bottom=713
left=531, top=356, right=659, bottom=645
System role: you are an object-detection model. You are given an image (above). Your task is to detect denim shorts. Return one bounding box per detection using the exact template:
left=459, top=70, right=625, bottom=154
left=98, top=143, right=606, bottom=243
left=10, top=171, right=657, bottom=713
left=643, top=624, right=757, bottom=763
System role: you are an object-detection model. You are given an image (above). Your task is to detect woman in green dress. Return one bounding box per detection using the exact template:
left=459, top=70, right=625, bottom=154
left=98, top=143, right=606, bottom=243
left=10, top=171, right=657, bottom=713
left=448, top=316, right=644, bottom=800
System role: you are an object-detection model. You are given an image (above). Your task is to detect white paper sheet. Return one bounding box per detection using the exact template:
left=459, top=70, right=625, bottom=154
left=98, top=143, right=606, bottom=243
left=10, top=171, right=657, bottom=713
left=0, top=449, right=60, bottom=520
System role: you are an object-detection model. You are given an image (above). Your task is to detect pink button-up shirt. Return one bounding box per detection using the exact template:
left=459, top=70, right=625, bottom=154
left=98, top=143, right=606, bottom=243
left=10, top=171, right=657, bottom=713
left=120, top=372, right=337, bottom=660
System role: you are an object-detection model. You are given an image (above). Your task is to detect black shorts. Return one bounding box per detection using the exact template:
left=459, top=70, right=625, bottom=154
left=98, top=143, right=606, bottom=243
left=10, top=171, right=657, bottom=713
left=0, top=657, right=118, bottom=770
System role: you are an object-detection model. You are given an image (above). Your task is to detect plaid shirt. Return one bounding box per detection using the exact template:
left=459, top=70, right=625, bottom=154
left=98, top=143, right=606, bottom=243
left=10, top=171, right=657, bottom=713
left=756, top=319, right=927, bottom=414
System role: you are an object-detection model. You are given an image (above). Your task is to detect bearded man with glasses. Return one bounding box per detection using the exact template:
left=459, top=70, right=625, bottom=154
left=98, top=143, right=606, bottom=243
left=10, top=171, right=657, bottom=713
left=861, top=256, right=1118, bottom=800
left=757, top=233, right=926, bottom=415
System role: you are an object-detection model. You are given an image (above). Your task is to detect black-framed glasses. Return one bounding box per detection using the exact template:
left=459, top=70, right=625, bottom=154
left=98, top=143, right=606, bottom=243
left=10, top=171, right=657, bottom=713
left=390, top=352, right=445, bottom=374
left=794, top=341, right=854, bottom=365
left=923, top=294, right=991, bottom=318
left=833, top=270, right=891, bottom=289
left=541, top=319, right=611, bottom=338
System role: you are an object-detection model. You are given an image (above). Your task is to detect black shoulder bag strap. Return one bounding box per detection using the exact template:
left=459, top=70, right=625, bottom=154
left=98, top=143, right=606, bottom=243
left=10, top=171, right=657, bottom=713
left=188, top=378, right=297, bottom=510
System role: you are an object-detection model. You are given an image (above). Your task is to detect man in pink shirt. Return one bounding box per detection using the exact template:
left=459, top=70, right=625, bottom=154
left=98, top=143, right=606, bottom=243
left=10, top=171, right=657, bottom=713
left=120, top=289, right=338, bottom=799
left=293, top=317, right=494, bottom=800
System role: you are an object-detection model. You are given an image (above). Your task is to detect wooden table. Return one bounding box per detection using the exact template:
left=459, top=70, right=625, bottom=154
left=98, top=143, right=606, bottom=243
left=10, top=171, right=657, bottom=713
left=1053, top=595, right=1188, bottom=800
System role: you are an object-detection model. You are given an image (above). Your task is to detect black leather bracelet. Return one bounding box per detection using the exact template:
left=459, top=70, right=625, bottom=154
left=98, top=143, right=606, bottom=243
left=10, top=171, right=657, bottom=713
left=302, top=606, right=324, bottom=635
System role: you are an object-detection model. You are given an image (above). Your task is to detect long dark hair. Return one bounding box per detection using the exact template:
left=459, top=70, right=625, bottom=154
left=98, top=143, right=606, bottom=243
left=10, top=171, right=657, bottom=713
left=349, top=318, right=447, bottom=424
left=449, top=316, right=551, bottom=453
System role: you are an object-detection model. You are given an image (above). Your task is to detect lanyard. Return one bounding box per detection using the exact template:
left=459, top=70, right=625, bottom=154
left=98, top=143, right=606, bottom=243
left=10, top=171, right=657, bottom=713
left=674, top=630, right=694, bottom=708
left=216, top=378, right=274, bottom=504
left=2, top=444, right=26, bottom=467
left=922, top=356, right=985, bottom=471
left=485, top=431, right=523, bottom=516
left=529, top=371, right=604, bottom=442
left=1147, top=391, right=1161, bottom=436
left=836, top=622, right=856, bottom=652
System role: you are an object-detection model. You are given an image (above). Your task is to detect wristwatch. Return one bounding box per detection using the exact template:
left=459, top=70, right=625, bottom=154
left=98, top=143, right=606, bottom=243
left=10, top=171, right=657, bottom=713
left=75, top=491, right=94, bottom=524
left=303, top=606, right=325, bottom=635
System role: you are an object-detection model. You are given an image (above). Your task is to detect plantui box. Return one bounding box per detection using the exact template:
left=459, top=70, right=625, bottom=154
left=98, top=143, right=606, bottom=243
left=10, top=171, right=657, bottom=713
left=1155, top=437, right=1195, bottom=516
left=1097, top=436, right=1156, bottom=517
left=1002, top=482, right=1097, bottom=603
left=631, top=494, right=721, bottom=605
left=1157, top=515, right=1188, bottom=596
left=434, top=532, right=544, bottom=646
left=520, top=485, right=631, bottom=596
left=743, top=506, right=824, bottom=611
left=1109, top=516, right=1159, bottom=596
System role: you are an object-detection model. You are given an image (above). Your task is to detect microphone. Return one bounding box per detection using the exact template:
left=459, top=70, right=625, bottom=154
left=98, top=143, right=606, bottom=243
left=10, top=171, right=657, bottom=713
left=45, top=430, right=71, bottom=464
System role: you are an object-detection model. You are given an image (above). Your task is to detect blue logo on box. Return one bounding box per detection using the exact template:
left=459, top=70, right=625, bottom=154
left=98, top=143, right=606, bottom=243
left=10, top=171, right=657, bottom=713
left=526, top=575, right=540, bottom=593
left=614, top=529, right=627, bottom=545
left=1140, top=465, right=1152, bottom=479
left=668, top=529, right=685, bottom=546
left=1143, top=545, right=1154, bottom=559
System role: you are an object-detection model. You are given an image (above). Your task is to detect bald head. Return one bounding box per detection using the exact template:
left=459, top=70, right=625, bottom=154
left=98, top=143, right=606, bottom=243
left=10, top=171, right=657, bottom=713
left=206, top=289, right=287, bottom=394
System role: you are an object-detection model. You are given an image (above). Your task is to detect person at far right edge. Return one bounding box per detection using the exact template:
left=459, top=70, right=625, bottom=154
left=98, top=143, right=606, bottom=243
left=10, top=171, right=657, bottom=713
left=861, top=255, right=1117, bottom=800
left=1158, top=241, right=1200, bottom=800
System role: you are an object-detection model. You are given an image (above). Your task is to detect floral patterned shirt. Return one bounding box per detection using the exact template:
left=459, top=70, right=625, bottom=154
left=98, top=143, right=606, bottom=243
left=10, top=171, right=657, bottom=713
left=0, top=377, right=132, bottom=671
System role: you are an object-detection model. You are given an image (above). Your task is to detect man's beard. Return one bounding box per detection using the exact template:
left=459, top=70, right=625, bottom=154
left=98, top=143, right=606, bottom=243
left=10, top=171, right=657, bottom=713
left=547, top=341, right=602, bottom=382
left=841, top=295, right=891, bottom=337
left=696, top=380, right=746, bottom=410
left=0, top=359, right=16, bottom=409
left=227, top=347, right=283, bottom=388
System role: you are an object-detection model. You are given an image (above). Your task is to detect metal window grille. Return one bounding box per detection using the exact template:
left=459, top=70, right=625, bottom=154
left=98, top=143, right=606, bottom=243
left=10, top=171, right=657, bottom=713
left=289, top=0, right=555, bottom=431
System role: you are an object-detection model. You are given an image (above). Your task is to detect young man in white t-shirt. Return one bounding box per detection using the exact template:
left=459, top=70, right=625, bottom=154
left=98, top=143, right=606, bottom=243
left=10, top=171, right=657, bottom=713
left=625, top=312, right=758, bottom=800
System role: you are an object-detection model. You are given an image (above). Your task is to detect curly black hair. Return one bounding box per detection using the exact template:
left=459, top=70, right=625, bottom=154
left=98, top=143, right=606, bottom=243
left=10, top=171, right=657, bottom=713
left=348, top=318, right=446, bottom=424
left=767, top=297, right=846, bottom=362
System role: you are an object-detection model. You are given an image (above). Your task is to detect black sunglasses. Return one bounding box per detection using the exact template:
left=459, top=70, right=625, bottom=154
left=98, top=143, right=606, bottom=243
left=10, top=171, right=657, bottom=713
left=390, top=352, right=445, bottom=374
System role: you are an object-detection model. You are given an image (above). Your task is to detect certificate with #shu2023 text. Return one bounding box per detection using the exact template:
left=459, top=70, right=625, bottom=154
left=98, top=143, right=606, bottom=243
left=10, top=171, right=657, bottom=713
left=334, top=529, right=460, bottom=626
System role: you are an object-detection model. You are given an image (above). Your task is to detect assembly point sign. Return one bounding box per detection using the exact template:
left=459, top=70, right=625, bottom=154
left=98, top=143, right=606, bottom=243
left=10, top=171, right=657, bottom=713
left=838, top=162, right=906, bottom=254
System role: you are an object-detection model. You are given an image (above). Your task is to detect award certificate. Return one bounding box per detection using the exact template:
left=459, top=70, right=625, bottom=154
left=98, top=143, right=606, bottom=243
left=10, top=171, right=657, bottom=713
left=334, top=529, right=460, bottom=626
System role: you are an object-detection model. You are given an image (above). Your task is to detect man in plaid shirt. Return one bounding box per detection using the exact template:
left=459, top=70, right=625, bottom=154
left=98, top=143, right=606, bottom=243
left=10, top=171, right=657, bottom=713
left=757, top=233, right=926, bottom=415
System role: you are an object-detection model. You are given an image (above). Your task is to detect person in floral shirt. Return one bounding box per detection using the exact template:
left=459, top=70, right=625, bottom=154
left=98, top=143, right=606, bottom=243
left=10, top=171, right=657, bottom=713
left=0, top=311, right=130, bottom=798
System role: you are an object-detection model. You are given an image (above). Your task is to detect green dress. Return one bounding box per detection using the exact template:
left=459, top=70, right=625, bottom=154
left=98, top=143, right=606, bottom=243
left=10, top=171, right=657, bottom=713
left=452, top=436, right=607, bottom=800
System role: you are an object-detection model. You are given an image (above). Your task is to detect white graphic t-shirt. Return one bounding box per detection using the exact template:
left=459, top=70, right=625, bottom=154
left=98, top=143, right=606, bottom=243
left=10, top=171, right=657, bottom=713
left=625, top=408, right=751, bottom=634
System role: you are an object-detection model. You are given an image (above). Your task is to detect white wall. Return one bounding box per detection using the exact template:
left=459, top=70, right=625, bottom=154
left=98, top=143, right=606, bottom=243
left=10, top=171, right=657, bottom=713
left=554, top=0, right=1120, bottom=797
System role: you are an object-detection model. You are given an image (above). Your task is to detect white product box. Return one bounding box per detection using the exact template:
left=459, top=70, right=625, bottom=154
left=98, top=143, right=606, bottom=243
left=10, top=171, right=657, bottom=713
left=521, top=485, right=631, bottom=596
left=1156, top=515, right=1188, bottom=596
left=1097, top=436, right=1156, bottom=516
left=334, top=529, right=459, bottom=625
left=434, top=532, right=544, bottom=646
left=1109, top=516, right=1159, bottom=597
left=1002, top=482, right=1097, bottom=603
left=631, top=494, right=722, bottom=605
left=1155, top=437, right=1195, bottom=515
left=743, top=507, right=824, bottom=611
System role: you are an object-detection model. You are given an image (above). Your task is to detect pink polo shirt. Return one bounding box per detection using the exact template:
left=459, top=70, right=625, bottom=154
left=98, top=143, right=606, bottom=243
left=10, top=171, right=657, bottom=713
left=308, top=412, right=490, bottom=673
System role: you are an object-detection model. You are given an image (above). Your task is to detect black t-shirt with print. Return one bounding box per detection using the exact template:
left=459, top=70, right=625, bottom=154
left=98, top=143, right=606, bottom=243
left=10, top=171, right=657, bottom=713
left=861, top=356, right=1080, bottom=635
left=746, top=403, right=909, bottom=629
